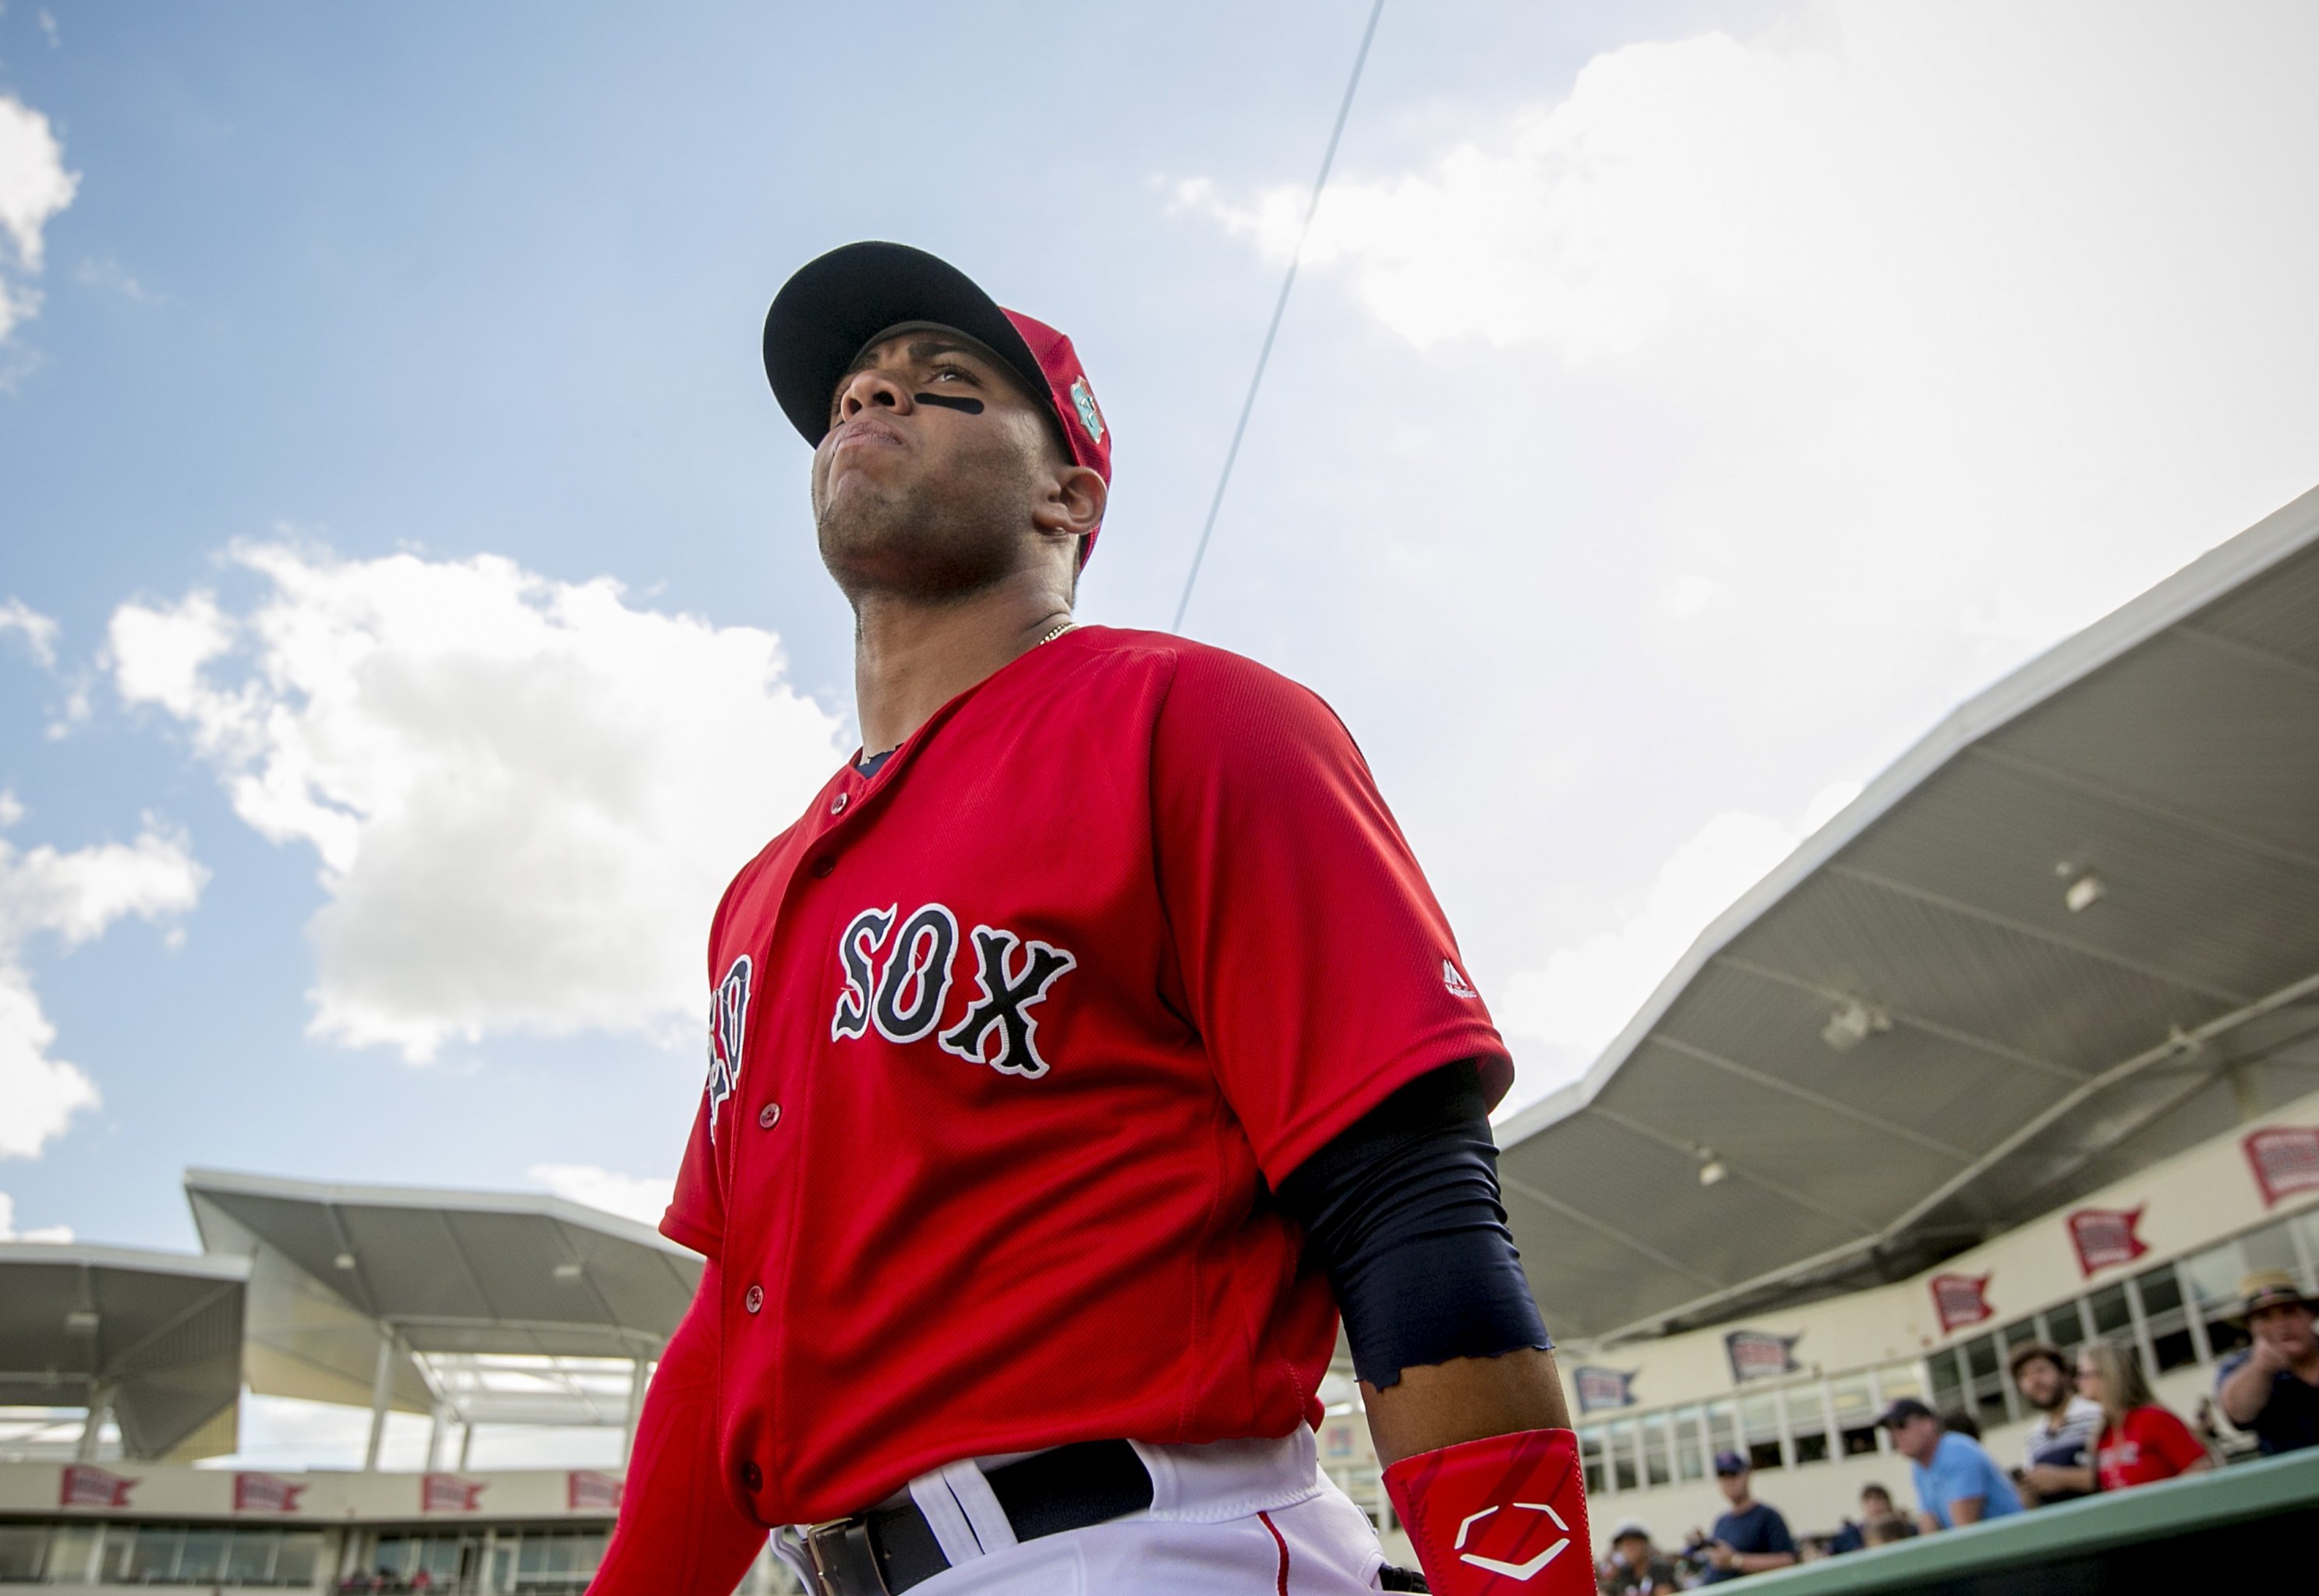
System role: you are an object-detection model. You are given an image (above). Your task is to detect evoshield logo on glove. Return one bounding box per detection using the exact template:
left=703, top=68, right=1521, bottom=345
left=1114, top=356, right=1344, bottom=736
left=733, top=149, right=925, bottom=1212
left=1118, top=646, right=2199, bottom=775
left=1455, top=1501, right=1572, bottom=1580
left=1384, top=1428, right=1594, bottom=1595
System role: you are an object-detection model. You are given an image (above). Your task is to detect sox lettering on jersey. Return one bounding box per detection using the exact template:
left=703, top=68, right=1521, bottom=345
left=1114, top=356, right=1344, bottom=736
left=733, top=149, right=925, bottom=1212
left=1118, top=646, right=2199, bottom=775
left=705, top=956, right=752, bottom=1143
left=826, top=902, right=1076, bottom=1078
left=940, top=926, right=1078, bottom=1079
left=832, top=906, right=898, bottom=1041
left=872, top=904, right=960, bottom=1043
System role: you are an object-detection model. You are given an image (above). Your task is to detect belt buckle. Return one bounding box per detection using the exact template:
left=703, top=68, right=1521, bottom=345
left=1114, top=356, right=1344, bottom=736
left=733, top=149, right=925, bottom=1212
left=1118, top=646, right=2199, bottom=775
left=804, top=1517, right=891, bottom=1596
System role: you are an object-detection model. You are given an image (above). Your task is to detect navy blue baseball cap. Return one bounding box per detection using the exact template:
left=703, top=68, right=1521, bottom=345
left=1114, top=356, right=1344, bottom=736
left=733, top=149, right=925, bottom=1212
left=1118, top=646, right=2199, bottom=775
left=762, top=242, right=1112, bottom=561
left=1878, top=1398, right=1935, bottom=1429
left=1713, top=1449, right=1748, bottom=1476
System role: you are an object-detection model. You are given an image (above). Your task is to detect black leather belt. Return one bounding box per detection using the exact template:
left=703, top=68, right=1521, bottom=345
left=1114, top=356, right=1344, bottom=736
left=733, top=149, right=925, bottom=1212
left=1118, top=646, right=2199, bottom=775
left=802, top=1439, right=1154, bottom=1595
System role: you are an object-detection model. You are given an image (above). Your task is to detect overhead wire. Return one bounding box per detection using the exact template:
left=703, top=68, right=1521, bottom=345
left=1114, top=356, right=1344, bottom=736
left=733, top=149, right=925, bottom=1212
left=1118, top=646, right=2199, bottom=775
left=1170, top=0, right=1388, bottom=633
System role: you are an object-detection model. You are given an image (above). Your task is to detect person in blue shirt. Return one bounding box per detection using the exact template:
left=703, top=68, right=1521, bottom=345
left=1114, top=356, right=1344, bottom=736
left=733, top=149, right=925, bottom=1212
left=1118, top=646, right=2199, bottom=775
left=1697, top=1452, right=1798, bottom=1582
left=1881, top=1399, right=2024, bottom=1531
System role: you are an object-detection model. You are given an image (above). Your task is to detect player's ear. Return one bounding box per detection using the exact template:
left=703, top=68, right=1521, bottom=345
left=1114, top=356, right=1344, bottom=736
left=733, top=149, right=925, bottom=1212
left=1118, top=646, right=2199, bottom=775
left=1033, top=464, right=1105, bottom=542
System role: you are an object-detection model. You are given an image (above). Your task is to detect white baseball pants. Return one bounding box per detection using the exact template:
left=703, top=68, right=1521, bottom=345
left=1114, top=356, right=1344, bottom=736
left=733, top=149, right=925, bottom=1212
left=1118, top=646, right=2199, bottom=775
left=784, top=1430, right=1391, bottom=1595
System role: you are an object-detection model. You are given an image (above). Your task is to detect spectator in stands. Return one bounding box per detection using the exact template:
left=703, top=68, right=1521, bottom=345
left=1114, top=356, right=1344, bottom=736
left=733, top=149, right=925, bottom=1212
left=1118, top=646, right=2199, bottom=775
left=2215, top=1269, right=2319, bottom=1456
left=1880, top=1397, right=2022, bottom=1531
left=1597, top=1518, right=1679, bottom=1594
left=1699, top=1450, right=1799, bottom=1582
left=2009, top=1340, right=2100, bottom=1506
left=1826, top=1481, right=1896, bottom=1554
left=1861, top=1513, right=1916, bottom=1547
left=2080, top=1340, right=2212, bottom=1490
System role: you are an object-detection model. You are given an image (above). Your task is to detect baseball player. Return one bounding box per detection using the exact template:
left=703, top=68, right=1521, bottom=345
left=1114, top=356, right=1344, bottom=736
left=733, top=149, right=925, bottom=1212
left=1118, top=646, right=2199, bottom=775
left=590, top=242, right=1593, bottom=1596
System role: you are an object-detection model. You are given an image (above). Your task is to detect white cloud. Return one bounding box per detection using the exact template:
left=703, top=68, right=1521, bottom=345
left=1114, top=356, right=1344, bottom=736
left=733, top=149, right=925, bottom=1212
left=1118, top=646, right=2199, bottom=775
left=0, top=1189, right=73, bottom=1242
left=74, top=256, right=167, bottom=305
left=1496, top=781, right=1862, bottom=1110
left=0, top=800, right=207, bottom=1160
left=0, top=90, right=79, bottom=344
left=113, top=543, right=847, bottom=1061
left=1179, top=0, right=2319, bottom=1112
left=1182, top=0, right=2319, bottom=665
left=1500, top=810, right=1801, bottom=1054
left=0, top=598, right=58, bottom=667
left=530, top=1163, right=672, bottom=1228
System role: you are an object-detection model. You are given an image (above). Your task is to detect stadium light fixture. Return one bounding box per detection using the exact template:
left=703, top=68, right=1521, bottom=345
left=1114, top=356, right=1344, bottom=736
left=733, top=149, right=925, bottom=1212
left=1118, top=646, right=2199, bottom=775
left=333, top=1252, right=358, bottom=1271
left=63, top=1310, right=99, bottom=1336
left=1821, top=998, right=1890, bottom=1053
left=553, top=1262, right=585, bottom=1284
left=1695, top=1147, right=1729, bottom=1187
left=2066, top=873, right=2105, bottom=913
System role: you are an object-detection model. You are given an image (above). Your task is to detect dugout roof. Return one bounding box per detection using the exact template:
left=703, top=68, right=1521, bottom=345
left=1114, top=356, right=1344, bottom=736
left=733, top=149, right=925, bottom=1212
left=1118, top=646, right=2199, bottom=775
left=1500, top=483, right=2319, bottom=1344
left=0, top=1243, right=247, bottom=1459
left=185, top=1169, right=702, bottom=1413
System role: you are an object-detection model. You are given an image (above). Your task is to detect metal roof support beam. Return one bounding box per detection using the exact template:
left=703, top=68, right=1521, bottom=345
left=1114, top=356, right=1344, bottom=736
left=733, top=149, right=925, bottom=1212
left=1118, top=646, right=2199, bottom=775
left=369, top=1314, right=670, bottom=1351
left=75, top=1382, right=114, bottom=1463
left=1716, top=955, right=2084, bottom=1083
left=95, top=1280, right=240, bottom=1392
left=1499, top=1174, right=1727, bottom=1291
left=2005, top=1014, right=2319, bottom=1217
left=363, top=1333, right=395, bottom=1474
left=2174, top=621, right=2319, bottom=691
left=1875, top=965, right=2319, bottom=1241
left=620, top=1356, right=649, bottom=1465
left=1589, top=963, right=2319, bottom=1344
left=1967, top=745, right=2319, bottom=877
left=1826, top=863, right=2254, bottom=1005
left=433, top=1209, right=500, bottom=1320
left=1588, top=1106, right=1871, bottom=1235
left=1648, top=1036, right=1978, bottom=1163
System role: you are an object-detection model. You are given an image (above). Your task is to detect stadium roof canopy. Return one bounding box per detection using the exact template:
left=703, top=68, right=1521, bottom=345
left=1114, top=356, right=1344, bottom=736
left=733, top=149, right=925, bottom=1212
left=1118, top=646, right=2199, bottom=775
left=0, top=1242, right=248, bottom=1459
left=186, top=1169, right=702, bottom=1420
left=1501, top=484, right=2319, bottom=1345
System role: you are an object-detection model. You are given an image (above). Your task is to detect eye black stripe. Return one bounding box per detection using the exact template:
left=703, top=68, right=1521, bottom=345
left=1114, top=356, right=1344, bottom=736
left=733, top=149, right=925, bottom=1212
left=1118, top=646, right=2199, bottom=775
left=914, top=393, right=985, bottom=414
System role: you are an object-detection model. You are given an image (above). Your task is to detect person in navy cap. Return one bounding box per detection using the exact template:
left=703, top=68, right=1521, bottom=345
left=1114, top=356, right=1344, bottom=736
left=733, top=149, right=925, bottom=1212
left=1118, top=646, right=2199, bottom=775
left=1697, top=1451, right=1797, bottom=1582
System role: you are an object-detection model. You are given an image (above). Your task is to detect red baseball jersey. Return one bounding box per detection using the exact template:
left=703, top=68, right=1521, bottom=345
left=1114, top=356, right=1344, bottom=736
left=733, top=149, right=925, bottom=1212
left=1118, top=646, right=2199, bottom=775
left=664, top=626, right=1511, bottom=1525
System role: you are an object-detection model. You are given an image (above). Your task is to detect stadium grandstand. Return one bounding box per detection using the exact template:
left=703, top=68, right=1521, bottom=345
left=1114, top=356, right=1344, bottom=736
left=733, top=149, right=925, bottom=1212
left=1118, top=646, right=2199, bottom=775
left=2, top=483, right=2317, bottom=1591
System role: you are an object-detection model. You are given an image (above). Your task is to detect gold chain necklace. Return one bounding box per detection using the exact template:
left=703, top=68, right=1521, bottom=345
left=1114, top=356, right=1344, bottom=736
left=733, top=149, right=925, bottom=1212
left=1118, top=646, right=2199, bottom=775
left=1035, top=620, right=1076, bottom=648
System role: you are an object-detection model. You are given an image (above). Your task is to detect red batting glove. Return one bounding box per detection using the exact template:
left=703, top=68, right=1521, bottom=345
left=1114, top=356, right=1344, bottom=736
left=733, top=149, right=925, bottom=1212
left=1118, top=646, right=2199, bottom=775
left=1381, top=1428, right=1593, bottom=1596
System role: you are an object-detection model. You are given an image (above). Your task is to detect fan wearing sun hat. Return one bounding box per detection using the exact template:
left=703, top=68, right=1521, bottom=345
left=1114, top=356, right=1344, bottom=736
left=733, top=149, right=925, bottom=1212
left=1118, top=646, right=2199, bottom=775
left=2215, top=1269, right=2319, bottom=1456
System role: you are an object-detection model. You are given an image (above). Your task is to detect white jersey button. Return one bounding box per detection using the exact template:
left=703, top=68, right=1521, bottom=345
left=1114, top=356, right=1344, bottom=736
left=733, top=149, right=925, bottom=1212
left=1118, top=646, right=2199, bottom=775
left=830, top=791, right=849, bottom=815
left=744, top=1284, right=764, bottom=1314
left=758, top=1102, right=781, bottom=1130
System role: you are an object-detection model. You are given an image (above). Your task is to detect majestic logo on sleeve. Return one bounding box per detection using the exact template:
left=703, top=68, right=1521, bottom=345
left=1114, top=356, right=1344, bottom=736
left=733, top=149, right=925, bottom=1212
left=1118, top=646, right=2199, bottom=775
left=833, top=903, right=1075, bottom=1078
left=705, top=955, right=751, bottom=1142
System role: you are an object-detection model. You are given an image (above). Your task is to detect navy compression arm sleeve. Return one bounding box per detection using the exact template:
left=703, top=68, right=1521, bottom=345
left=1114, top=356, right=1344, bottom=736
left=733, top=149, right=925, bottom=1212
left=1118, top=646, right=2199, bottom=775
left=1278, top=1061, right=1551, bottom=1389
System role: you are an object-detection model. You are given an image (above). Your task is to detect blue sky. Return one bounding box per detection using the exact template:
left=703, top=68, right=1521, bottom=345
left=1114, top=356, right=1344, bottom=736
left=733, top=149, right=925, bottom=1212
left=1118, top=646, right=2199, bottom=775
left=4, top=0, right=2317, bottom=1284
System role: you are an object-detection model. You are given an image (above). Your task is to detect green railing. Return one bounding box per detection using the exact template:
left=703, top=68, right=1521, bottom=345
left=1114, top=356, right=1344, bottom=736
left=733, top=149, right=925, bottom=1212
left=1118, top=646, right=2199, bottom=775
left=1740, top=1447, right=2319, bottom=1593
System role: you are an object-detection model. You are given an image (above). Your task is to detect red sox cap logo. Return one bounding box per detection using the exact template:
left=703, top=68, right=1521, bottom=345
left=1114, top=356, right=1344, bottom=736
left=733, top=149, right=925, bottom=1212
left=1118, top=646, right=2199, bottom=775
left=832, top=902, right=1076, bottom=1078
left=704, top=955, right=751, bottom=1141
left=1454, top=1499, right=1574, bottom=1581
